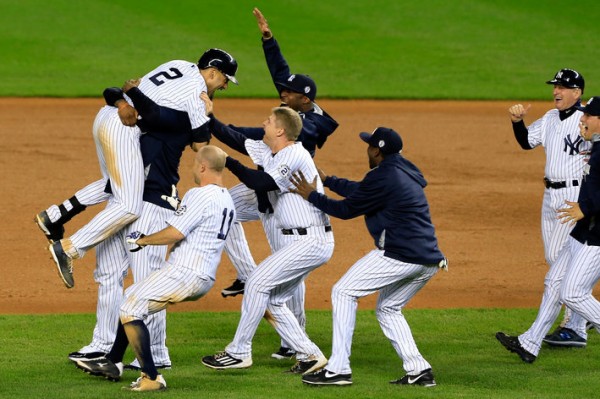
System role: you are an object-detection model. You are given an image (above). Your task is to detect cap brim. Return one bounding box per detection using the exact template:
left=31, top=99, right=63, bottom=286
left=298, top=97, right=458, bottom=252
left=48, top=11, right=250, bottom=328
left=276, top=82, right=300, bottom=93
left=226, top=74, right=238, bottom=85
left=359, top=132, right=371, bottom=144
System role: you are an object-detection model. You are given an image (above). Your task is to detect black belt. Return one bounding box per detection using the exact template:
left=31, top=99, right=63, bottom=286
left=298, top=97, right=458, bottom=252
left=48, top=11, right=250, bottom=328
left=281, top=226, right=332, bottom=235
left=544, top=178, right=579, bottom=189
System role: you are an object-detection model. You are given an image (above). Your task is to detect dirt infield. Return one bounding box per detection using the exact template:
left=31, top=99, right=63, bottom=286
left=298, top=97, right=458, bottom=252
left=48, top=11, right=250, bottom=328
left=2, top=98, right=596, bottom=314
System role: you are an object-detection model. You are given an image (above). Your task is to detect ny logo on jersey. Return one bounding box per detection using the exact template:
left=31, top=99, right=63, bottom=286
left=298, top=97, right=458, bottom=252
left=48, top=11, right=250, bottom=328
left=563, top=135, right=584, bottom=155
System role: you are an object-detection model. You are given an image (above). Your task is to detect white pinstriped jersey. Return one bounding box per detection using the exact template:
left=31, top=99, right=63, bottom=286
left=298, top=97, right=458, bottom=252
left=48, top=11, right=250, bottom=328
left=125, top=60, right=209, bottom=129
left=245, top=141, right=330, bottom=229
left=165, top=185, right=236, bottom=279
left=527, top=109, right=591, bottom=180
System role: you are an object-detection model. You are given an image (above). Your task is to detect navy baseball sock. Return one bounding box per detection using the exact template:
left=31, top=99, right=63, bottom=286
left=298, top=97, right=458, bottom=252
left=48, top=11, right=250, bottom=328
left=107, top=321, right=129, bottom=363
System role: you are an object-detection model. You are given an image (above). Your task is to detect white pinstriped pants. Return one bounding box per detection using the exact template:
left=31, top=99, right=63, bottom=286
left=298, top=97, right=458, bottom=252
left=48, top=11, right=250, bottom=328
left=326, top=249, right=438, bottom=375
left=541, top=186, right=588, bottom=334
left=68, top=106, right=144, bottom=258
left=80, top=202, right=172, bottom=365
left=224, top=183, right=306, bottom=347
left=225, top=230, right=334, bottom=360
left=561, top=238, right=600, bottom=333
left=518, top=236, right=594, bottom=355
left=120, top=264, right=214, bottom=322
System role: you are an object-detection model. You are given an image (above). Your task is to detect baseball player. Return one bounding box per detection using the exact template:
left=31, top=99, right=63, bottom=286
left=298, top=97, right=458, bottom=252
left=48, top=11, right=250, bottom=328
left=290, top=127, right=446, bottom=387
left=38, top=48, right=237, bottom=290
left=201, top=107, right=333, bottom=375
left=557, top=97, right=600, bottom=337
left=507, top=68, right=591, bottom=348
left=75, top=146, right=236, bottom=392
left=219, top=7, right=338, bottom=360
left=35, top=49, right=238, bottom=365
left=496, top=97, right=600, bottom=363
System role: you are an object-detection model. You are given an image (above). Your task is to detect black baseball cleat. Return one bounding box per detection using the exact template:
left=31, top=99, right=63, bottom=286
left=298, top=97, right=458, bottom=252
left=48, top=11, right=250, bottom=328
left=543, top=327, right=587, bottom=347
left=271, top=346, right=296, bottom=360
left=35, top=211, right=65, bottom=243
left=49, top=240, right=74, bottom=288
left=201, top=351, right=252, bottom=370
left=221, top=279, right=245, bottom=297
left=495, top=332, right=536, bottom=363
left=302, top=368, right=353, bottom=386
left=68, top=351, right=107, bottom=362
left=75, top=357, right=123, bottom=381
left=287, top=354, right=327, bottom=375
left=390, top=368, right=436, bottom=387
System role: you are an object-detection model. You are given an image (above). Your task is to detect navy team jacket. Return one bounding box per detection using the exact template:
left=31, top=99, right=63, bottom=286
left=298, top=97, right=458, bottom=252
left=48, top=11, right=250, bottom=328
left=307, top=153, right=445, bottom=265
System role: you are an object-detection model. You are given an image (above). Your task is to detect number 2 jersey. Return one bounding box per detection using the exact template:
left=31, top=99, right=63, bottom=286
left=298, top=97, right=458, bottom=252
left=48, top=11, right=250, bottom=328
left=125, top=60, right=210, bottom=130
left=165, top=185, right=236, bottom=280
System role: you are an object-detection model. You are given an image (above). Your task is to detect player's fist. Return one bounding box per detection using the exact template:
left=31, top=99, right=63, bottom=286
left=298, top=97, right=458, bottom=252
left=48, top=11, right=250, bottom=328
left=161, top=185, right=180, bottom=210
left=508, top=104, right=531, bottom=123
left=126, top=231, right=146, bottom=252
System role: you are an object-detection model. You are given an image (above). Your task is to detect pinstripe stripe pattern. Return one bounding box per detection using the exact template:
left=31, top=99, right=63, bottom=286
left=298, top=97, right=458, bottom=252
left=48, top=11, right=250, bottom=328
left=46, top=179, right=110, bottom=223
left=528, top=109, right=590, bottom=180
left=80, top=202, right=173, bottom=364
left=518, top=242, right=571, bottom=355
left=119, top=185, right=234, bottom=322
left=134, top=60, right=209, bottom=129
left=224, top=184, right=307, bottom=350
left=69, top=106, right=144, bottom=257
left=166, top=185, right=235, bottom=278
left=560, top=238, right=600, bottom=332
left=325, top=250, right=437, bottom=375
left=121, top=265, right=215, bottom=322
left=527, top=109, right=591, bottom=333
left=245, top=141, right=330, bottom=229
left=225, top=232, right=333, bottom=360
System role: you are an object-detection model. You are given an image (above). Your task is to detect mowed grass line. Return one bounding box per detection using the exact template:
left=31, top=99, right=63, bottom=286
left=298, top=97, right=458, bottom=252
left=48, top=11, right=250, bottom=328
left=0, top=309, right=599, bottom=398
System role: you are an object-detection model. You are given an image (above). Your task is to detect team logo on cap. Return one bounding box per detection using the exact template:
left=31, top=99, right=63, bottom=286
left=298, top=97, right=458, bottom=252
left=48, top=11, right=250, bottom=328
left=378, top=140, right=385, bottom=148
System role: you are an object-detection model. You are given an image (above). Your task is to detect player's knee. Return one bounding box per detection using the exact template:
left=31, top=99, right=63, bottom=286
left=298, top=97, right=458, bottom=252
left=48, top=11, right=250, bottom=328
left=331, top=281, right=351, bottom=301
left=560, top=290, right=584, bottom=308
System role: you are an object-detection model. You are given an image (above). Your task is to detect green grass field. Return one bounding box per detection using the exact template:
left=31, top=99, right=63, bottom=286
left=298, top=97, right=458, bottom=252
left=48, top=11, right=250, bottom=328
left=3, top=0, right=600, bottom=99
left=1, top=310, right=599, bottom=398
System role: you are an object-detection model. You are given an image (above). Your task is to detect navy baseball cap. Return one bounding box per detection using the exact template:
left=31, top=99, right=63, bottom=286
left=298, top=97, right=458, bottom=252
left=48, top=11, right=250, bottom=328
left=546, top=68, right=584, bottom=91
left=359, top=127, right=403, bottom=155
left=576, top=97, right=600, bottom=116
left=198, top=48, right=238, bottom=84
left=276, top=74, right=317, bottom=101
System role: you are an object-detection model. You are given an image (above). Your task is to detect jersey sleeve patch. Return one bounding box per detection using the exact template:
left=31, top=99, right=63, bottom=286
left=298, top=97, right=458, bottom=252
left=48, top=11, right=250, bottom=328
left=278, top=164, right=291, bottom=179
left=175, top=205, right=187, bottom=216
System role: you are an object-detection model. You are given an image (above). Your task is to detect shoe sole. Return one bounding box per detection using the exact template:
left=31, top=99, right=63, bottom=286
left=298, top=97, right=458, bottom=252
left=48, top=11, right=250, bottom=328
left=74, top=362, right=120, bottom=382
left=68, top=354, right=107, bottom=362
left=542, top=340, right=587, bottom=348
left=48, top=244, right=74, bottom=289
left=34, top=214, right=54, bottom=243
left=302, top=379, right=353, bottom=386
left=201, top=360, right=252, bottom=370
